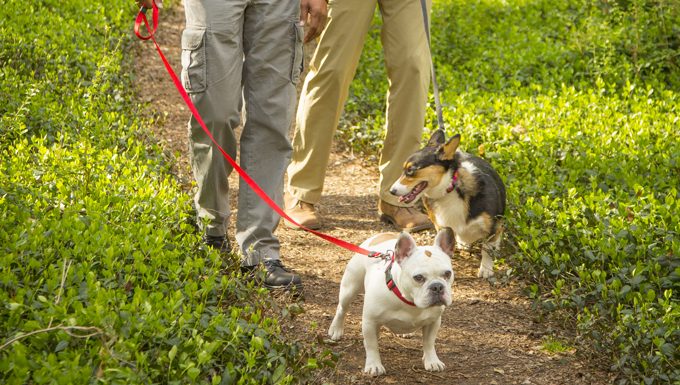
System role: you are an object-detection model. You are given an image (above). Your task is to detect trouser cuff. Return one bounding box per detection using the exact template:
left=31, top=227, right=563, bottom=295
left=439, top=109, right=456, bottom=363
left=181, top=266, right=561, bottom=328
left=241, top=248, right=280, bottom=267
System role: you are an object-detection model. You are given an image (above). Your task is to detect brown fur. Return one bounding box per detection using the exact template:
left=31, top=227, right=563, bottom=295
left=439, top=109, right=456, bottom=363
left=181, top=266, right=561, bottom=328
left=476, top=212, right=494, bottom=235
left=423, top=198, right=440, bottom=229
left=396, top=164, right=448, bottom=190
left=439, top=135, right=460, bottom=160
left=455, top=168, right=479, bottom=196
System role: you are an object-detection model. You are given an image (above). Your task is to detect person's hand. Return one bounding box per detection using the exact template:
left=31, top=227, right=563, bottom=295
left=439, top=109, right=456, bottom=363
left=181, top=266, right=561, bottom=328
left=136, top=0, right=162, bottom=9
left=299, top=0, right=328, bottom=43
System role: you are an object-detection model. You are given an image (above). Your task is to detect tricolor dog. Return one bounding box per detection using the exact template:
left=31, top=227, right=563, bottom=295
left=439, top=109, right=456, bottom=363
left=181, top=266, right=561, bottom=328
left=389, top=131, right=506, bottom=278
left=328, top=229, right=455, bottom=376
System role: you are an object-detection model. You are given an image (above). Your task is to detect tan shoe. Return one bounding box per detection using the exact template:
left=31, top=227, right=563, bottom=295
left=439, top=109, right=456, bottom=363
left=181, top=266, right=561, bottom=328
left=378, top=200, right=433, bottom=233
left=284, top=194, right=322, bottom=230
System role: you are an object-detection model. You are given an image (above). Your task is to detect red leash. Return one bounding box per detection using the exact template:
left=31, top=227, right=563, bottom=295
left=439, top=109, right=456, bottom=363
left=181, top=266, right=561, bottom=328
left=134, top=2, right=383, bottom=259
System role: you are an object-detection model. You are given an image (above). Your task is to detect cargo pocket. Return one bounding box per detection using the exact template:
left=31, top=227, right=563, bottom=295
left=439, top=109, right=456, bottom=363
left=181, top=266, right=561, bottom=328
left=181, top=28, right=207, bottom=93
left=291, top=23, right=304, bottom=84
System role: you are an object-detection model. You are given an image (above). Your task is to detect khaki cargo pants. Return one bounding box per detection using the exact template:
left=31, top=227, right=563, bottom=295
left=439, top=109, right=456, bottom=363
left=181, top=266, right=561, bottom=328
left=182, top=0, right=303, bottom=265
left=286, top=0, right=432, bottom=207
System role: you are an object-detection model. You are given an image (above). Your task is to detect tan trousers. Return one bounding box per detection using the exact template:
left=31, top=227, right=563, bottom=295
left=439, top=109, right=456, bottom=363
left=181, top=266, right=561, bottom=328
left=287, top=0, right=432, bottom=207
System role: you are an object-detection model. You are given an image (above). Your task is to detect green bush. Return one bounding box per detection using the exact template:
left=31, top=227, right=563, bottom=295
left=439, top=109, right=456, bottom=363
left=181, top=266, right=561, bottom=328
left=0, top=1, right=331, bottom=383
left=495, top=83, right=679, bottom=383
left=341, top=0, right=679, bottom=382
left=341, top=0, right=680, bottom=146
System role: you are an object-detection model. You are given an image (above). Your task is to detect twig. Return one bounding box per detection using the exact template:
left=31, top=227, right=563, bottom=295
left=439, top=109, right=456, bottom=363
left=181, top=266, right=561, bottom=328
left=48, top=258, right=73, bottom=329
left=389, top=338, right=421, bottom=352
left=55, top=258, right=72, bottom=306
left=0, top=325, right=104, bottom=351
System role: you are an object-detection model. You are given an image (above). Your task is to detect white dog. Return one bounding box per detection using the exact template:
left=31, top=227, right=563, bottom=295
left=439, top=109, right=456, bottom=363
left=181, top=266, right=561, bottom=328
left=328, top=228, right=455, bottom=376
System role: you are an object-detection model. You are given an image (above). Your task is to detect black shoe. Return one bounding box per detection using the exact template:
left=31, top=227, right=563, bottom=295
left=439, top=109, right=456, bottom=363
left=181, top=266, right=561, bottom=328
left=262, top=259, right=302, bottom=290
left=202, top=234, right=231, bottom=254
left=240, top=260, right=303, bottom=292
left=240, top=260, right=302, bottom=291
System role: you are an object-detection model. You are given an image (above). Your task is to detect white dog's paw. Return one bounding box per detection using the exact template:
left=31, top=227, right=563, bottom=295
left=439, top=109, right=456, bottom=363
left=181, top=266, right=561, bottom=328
left=477, top=264, right=495, bottom=278
left=364, top=362, right=386, bottom=376
left=424, top=357, right=446, bottom=372
left=328, top=324, right=343, bottom=341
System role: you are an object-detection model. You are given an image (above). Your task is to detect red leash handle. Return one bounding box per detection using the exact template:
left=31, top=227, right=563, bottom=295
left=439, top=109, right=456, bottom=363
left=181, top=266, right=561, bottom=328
left=134, top=3, right=158, bottom=41
left=134, top=1, right=381, bottom=258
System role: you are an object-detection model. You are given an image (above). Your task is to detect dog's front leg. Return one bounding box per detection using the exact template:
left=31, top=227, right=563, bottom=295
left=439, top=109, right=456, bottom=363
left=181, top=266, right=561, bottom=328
left=362, top=320, right=385, bottom=376
left=329, top=257, right=365, bottom=340
left=422, top=317, right=445, bottom=371
left=478, top=230, right=502, bottom=278
left=478, top=248, right=495, bottom=278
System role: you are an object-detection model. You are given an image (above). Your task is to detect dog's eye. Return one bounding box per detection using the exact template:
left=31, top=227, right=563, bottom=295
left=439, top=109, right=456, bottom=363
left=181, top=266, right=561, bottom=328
left=405, top=166, right=417, bottom=177
left=413, top=274, right=425, bottom=283
left=443, top=271, right=452, bottom=280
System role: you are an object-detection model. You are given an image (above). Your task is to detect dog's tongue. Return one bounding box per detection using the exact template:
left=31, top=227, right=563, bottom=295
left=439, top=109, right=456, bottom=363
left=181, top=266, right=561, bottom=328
left=399, top=192, right=414, bottom=204
left=399, top=181, right=427, bottom=203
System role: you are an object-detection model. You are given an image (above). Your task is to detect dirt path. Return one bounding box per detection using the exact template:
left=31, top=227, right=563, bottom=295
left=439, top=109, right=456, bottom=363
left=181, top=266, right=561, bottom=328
left=134, top=5, right=613, bottom=384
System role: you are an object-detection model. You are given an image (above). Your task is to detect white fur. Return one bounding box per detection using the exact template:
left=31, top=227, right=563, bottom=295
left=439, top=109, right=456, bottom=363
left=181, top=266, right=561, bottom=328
left=460, top=160, right=478, bottom=175
left=328, top=232, right=454, bottom=376
left=390, top=180, right=411, bottom=196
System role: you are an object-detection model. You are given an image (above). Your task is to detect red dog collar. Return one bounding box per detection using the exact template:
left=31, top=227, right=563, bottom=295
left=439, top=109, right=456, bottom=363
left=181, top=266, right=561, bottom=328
left=385, top=255, right=416, bottom=307
left=446, top=170, right=459, bottom=193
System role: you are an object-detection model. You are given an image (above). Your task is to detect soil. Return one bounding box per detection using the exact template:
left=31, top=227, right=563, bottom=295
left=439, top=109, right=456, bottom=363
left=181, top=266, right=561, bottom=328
left=133, top=4, right=614, bottom=384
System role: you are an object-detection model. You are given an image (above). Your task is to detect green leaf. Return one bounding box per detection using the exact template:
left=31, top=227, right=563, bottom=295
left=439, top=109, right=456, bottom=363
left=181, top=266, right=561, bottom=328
left=187, top=367, right=200, bottom=381
left=168, top=345, right=177, bottom=361
left=55, top=340, right=69, bottom=352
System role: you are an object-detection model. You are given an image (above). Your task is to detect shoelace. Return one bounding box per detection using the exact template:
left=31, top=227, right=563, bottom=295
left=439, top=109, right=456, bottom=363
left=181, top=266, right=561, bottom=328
left=203, top=235, right=230, bottom=251
left=263, top=259, right=289, bottom=272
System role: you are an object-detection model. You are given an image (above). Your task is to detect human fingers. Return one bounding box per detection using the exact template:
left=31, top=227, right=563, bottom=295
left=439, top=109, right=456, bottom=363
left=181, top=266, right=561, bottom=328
left=301, top=0, right=327, bottom=43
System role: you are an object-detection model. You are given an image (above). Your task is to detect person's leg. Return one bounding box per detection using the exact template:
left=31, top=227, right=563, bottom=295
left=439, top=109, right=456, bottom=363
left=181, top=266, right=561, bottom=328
left=237, top=0, right=300, bottom=269
left=375, top=0, right=433, bottom=232
left=183, top=0, right=245, bottom=241
left=286, top=0, right=378, bottom=205
left=379, top=0, right=432, bottom=205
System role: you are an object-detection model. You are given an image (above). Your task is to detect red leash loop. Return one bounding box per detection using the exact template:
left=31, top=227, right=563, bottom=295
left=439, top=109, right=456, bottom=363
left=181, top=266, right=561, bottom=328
left=134, top=4, right=158, bottom=41
left=134, top=1, right=383, bottom=258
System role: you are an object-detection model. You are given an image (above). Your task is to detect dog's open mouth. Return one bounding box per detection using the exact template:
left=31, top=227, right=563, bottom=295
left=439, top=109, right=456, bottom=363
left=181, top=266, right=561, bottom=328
left=398, top=181, right=427, bottom=204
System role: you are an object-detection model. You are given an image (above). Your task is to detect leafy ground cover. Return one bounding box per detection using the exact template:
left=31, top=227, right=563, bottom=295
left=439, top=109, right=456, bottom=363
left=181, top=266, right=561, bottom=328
left=0, top=1, right=330, bottom=383
left=2, top=0, right=678, bottom=383
left=341, top=0, right=679, bottom=383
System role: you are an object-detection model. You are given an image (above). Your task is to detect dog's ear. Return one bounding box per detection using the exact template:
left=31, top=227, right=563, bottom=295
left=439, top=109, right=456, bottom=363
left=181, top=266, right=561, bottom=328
left=438, top=134, right=461, bottom=161
left=434, top=227, right=455, bottom=257
left=426, top=129, right=446, bottom=148
left=394, top=232, right=417, bottom=264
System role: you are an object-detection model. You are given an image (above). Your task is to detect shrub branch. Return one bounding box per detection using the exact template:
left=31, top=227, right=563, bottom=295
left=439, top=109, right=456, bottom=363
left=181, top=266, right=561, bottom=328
left=0, top=325, right=105, bottom=351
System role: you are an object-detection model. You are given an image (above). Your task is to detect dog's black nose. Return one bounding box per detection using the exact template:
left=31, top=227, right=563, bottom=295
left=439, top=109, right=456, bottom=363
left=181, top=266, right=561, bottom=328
left=429, top=282, right=444, bottom=293
left=389, top=188, right=397, bottom=196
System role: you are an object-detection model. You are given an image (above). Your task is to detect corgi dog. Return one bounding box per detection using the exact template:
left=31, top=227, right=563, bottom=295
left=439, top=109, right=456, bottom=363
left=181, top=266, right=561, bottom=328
left=389, top=131, right=506, bottom=278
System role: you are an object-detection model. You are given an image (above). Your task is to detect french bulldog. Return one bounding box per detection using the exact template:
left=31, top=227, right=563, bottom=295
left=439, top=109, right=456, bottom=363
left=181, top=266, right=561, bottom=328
left=328, top=228, right=455, bottom=376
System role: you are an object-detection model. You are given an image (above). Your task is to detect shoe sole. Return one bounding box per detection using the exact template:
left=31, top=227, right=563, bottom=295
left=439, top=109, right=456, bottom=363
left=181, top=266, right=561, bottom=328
left=241, top=269, right=305, bottom=297
left=283, top=218, right=321, bottom=231
left=265, top=283, right=304, bottom=299
left=379, top=214, right=434, bottom=233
